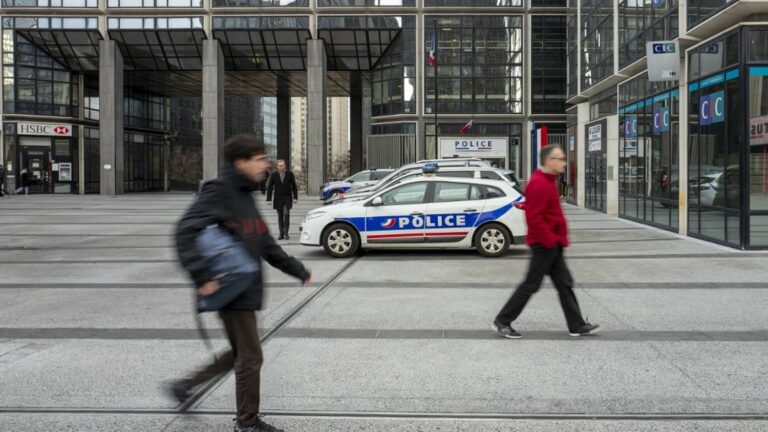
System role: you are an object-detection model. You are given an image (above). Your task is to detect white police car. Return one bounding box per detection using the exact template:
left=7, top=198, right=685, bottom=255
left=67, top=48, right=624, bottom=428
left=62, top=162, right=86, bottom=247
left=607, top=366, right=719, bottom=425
left=300, top=170, right=526, bottom=258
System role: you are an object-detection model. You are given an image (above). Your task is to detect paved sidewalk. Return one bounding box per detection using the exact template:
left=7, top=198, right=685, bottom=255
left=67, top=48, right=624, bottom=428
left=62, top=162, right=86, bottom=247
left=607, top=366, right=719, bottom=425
left=1, top=194, right=767, bottom=431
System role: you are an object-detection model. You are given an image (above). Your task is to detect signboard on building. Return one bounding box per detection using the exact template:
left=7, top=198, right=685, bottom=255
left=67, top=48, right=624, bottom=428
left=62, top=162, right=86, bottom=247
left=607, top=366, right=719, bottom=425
left=647, top=41, right=680, bottom=82
left=587, top=121, right=604, bottom=152
left=700, top=91, right=725, bottom=125
left=750, top=115, right=768, bottom=146
left=653, top=107, right=670, bottom=133
left=624, top=115, right=638, bottom=138
left=17, top=122, right=73, bottom=137
left=439, top=137, right=508, bottom=158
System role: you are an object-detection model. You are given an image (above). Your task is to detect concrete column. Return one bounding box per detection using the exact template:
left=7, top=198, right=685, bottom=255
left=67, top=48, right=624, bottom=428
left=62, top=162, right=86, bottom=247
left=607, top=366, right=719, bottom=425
left=277, top=96, right=291, bottom=167
left=306, top=39, right=327, bottom=194
left=202, top=39, right=224, bottom=180
left=606, top=114, right=620, bottom=216
left=576, top=102, right=589, bottom=208
left=678, top=57, right=689, bottom=235
left=350, top=94, right=363, bottom=173
left=99, top=39, right=124, bottom=195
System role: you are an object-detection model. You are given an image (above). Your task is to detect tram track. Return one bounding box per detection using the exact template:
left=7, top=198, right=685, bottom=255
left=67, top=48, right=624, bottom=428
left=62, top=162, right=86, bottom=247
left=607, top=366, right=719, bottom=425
left=176, top=256, right=361, bottom=412
left=1, top=407, right=767, bottom=422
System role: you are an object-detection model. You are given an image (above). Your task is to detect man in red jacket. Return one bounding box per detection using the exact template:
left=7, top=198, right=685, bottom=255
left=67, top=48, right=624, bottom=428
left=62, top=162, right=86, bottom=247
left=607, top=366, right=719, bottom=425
left=492, top=145, right=599, bottom=338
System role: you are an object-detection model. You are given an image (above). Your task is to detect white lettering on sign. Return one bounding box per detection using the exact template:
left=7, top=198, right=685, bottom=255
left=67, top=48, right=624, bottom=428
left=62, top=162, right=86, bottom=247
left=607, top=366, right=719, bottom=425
left=17, top=122, right=73, bottom=137
left=439, top=137, right=508, bottom=158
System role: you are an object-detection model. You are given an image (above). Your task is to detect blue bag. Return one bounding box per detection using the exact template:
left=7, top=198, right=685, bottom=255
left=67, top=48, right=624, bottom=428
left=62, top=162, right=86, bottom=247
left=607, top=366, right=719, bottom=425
left=195, top=225, right=259, bottom=312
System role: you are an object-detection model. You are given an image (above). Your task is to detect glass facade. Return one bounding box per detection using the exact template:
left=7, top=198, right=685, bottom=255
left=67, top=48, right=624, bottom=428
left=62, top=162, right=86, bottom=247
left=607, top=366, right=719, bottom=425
left=566, top=107, right=578, bottom=204
left=84, top=127, right=100, bottom=194
left=2, top=0, right=97, bottom=6
left=368, top=16, right=415, bottom=116
left=2, top=33, right=78, bottom=117
left=580, top=0, right=613, bottom=90
left=212, top=0, right=307, bottom=6
left=425, top=15, right=523, bottom=115
left=424, top=0, right=521, bottom=6
left=566, top=0, right=578, bottom=99
left=618, top=74, right=679, bottom=231
left=687, top=0, right=730, bottom=30
left=319, top=0, right=414, bottom=6
left=584, top=118, right=607, bottom=212
left=125, top=89, right=165, bottom=130
left=618, top=0, right=678, bottom=69
left=124, top=132, right=165, bottom=192
left=688, top=35, right=742, bottom=247
left=108, top=0, right=202, bottom=7
left=531, top=15, right=567, bottom=114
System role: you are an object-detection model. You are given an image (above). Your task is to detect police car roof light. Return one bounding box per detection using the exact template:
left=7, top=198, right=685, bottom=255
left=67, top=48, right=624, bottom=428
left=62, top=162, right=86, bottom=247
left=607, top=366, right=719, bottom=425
left=422, top=163, right=439, bottom=174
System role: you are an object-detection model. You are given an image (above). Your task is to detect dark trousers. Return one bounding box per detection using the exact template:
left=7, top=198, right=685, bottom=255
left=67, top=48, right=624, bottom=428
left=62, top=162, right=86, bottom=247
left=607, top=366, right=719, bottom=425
left=185, top=310, right=263, bottom=427
left=496, top=245, right=586, bottom=332
left=276, top=205, right=290, bottom=236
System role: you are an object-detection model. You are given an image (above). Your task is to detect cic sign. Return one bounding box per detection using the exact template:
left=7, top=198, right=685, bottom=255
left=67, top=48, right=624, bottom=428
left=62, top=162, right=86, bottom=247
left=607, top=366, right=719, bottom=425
left=17, top=122, right=73, bottom=137
left=646, top=40, right=680, bottom=82
left=700, top=91, right=725, bottom=125
left=439, top=137, right=507, bottom=158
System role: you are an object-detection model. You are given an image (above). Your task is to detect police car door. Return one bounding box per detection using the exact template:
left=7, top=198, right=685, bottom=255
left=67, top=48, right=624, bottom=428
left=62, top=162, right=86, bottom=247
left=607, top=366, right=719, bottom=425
left=423, top=181, right=484, bottom=246
left=363, top=181, right=429, bottom=246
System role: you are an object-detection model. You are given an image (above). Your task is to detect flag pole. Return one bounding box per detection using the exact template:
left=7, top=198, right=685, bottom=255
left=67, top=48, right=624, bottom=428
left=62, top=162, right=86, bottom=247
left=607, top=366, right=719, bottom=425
left=433, top=17, right=438, bottom=157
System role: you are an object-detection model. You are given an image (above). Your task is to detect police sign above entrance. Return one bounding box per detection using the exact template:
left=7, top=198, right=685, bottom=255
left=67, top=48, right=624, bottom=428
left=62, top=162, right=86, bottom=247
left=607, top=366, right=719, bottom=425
left=17, top=122, right=73, bottom=137
left=439, top=137, right=508, bottom=158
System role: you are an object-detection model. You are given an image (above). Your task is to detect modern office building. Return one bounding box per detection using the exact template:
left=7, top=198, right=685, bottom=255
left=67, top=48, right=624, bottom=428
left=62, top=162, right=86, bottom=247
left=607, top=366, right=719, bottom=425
left=0, top=1, right=568, bottom=196
left=567, top=0, right=768, bottom=249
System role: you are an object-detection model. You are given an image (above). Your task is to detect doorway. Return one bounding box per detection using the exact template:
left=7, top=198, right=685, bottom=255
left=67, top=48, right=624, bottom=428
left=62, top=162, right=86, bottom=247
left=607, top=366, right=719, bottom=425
left=19, top=138, right=53, bottom=194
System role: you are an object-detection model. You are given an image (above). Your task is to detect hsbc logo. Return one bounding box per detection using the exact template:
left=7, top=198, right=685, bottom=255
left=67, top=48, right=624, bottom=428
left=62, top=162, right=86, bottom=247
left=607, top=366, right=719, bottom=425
left=18, top=122, right=73, bottom=137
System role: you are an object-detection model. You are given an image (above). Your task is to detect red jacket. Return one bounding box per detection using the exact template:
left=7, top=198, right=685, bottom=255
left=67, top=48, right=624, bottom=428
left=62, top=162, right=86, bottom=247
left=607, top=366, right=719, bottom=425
left=524, top=169, right=569, bottom=248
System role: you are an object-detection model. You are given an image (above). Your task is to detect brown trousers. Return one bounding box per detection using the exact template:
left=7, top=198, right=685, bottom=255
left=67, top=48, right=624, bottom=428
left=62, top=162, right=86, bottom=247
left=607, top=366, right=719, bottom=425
left=186, top=310, right=264, bottom=427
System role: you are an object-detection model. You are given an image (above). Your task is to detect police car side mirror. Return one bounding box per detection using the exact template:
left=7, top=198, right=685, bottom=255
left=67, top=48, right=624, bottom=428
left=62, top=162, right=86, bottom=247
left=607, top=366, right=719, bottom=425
left=371, top=196, right=383, bottom=207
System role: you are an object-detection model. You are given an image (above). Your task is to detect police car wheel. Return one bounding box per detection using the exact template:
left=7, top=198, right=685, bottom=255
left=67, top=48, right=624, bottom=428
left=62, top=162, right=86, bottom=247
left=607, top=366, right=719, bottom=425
left=474, top=223, right=511, bottom=257
left=322, top=223, right=359, bottom=258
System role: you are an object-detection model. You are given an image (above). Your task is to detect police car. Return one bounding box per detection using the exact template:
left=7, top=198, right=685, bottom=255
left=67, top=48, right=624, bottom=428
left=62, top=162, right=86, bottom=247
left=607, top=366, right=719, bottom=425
left=320, top=168, right=394, bottom=201
left=300, top=166, right=527, bottom=258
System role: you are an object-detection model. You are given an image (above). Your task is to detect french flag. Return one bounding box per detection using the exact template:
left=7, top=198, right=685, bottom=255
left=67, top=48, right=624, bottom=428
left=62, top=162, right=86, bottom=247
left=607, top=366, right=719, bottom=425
left=428, top=32, right=437, bottom=67
left=459, top=120, right=473, bottom=134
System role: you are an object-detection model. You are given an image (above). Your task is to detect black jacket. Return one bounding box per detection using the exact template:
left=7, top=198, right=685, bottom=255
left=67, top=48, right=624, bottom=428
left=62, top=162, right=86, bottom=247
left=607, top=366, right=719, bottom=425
left=266, top=171, right=298, bottom=210
left=176, top=166, right=310, bottom=310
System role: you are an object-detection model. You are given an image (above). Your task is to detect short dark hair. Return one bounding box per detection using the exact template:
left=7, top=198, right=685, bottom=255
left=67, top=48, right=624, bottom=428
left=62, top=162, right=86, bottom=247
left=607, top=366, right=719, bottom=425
left=539, top=145, right=562, bottom=166
left=223, top=134, right=266, bottom=164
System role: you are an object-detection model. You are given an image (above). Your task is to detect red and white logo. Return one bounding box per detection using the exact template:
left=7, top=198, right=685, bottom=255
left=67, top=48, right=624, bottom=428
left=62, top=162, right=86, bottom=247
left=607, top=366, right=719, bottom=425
left=53, top=126, right=70, bottom=136
left=381, top=218, right=396, bottom=229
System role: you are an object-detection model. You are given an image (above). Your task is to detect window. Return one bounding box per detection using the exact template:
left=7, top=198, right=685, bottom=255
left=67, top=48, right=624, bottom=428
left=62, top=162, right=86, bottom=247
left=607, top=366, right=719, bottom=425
left=371, top=170, right=392, bottom=181
left=434, top=182, right=470, bottom=202
left=380, top=182, right=428, bottom=205
left=425, top=16, right=523, bottom=114
left=437, top=171, right=473, bottom=178
left=480, top=171, right=503, bottom=180
left=483, top=185, right=505, bottom=198
left=348, top=171, right=372, bottom=183
left=581, top=0, right=614, bottom=89
left=531, top=15, right=567, bottom=114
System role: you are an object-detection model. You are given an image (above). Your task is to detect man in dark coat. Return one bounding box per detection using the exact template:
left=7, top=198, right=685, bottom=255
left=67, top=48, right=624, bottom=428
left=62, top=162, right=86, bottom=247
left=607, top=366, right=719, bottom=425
left=491, top=145, right=599, bottom=339
left=266, top=160, right=298, bottom=240
left=172, top=135, right=311, bottom=432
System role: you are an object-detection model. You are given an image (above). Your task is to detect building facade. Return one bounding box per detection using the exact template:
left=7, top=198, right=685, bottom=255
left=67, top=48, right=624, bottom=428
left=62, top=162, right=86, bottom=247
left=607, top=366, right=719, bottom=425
left=0, top=0, right=568, bottom=196
left=567, top=0, right=768, bottom=250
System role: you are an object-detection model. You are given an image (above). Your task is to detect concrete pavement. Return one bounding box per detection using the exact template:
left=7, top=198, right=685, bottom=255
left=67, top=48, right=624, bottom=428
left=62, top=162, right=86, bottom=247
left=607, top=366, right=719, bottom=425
left=1, top=193, right=767, bottom=431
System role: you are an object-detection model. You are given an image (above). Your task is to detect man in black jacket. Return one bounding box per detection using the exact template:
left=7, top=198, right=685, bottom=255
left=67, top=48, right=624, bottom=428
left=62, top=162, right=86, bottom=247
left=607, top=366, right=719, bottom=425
left=172, top=135, right=311, bottom=432
left=266, top=160, right=298, bottom=240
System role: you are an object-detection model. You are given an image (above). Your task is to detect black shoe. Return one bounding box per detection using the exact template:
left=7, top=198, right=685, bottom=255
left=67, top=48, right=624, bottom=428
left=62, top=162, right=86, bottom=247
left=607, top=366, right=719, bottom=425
left=234, top=418, right=285, bottom=432
left=569, top=322, right=601, bottom=337
left=164, top=380, right=193, bottom=410
left=284, top=233, right=290, bottom=240
left=277, top=234, right=284, bottom=240
left=490, top=319, right=522, bottom=339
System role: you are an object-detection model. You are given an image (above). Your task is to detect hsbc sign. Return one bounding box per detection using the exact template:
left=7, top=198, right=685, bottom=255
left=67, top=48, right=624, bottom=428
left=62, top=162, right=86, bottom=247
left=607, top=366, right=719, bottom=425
left=18, top=122, right=72, bottom=137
